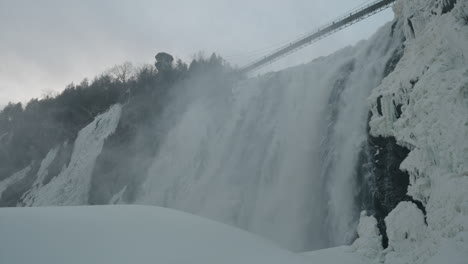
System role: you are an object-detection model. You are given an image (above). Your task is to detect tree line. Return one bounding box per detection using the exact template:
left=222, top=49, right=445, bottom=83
left=0, top=52, right=231, bottom=181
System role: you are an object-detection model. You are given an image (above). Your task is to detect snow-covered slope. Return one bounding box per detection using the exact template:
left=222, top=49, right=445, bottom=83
left=0, top=205, right=368, bottom=264
left=354, top=0, right=468, bottom=263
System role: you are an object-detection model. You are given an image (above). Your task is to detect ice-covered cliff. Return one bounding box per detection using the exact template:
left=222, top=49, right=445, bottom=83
left=0, top=105, right=122, bottom=206
left=353, top=0, right=468, bottom=263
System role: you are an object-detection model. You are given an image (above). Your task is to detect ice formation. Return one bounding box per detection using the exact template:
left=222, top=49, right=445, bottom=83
left=352, top=211, right=384, bottom=259
left=0, top=165, right=31, bottom=198
left=355, top=0, right=468, bottom=263
left=20, top=104, right=122, bottom=206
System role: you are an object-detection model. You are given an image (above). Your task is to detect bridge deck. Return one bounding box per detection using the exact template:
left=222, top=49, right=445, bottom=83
left=239, top=0, right=396, bottom=74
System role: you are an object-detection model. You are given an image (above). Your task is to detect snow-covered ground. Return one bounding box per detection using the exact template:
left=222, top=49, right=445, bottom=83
left=0, top=205, right=368, bottom=264
left=303, top=246, right=372, bottom=264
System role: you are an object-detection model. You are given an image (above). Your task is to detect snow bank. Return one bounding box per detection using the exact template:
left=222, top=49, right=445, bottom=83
left=0, top=205, right=314, bottom=264
left=303, top=246, right=372, bottom=264
left=356, top=0, right=468, bottom=263
left=22, top=105, right=122, bottom=206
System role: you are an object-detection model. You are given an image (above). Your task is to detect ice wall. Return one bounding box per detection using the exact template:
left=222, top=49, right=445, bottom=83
left=20, top=104, right=122, bottom=206
left=0, top=165, right=31, bottom=200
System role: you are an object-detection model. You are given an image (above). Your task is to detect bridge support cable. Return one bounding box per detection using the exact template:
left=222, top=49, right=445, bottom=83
left=239, top=0, right=396, bottom=74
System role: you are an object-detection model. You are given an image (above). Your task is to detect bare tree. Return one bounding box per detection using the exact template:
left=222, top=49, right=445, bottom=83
left=108, top=62, right=134, bottom=83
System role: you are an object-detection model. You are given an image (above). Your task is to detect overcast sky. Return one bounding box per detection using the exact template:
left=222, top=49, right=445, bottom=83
left=0, top=0, right=394, bottom=107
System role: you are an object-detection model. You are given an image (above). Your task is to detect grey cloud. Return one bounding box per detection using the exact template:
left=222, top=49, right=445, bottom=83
left=0, top=0, right=393, bottom=105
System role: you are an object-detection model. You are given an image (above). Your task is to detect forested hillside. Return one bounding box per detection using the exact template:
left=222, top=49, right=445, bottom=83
left=0, top=53, right=230, bottom=195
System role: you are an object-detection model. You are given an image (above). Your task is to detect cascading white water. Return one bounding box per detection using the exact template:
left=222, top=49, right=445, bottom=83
left=136, top=20, right=404, bottom=251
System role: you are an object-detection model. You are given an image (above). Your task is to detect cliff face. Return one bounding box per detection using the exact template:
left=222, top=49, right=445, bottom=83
left=354, top=0, right=468, bottom=263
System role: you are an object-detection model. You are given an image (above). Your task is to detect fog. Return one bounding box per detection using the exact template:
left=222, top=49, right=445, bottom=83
left=0, top=0, right=393, bottom=107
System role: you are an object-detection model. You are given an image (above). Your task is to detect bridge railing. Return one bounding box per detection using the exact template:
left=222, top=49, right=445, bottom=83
left=297, top=0, right=384, bottom=39
left=239, top=0, right=396, bottom=74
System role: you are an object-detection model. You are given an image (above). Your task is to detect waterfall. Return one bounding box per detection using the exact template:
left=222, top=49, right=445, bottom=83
left=136, top=20, right=404, bottom=252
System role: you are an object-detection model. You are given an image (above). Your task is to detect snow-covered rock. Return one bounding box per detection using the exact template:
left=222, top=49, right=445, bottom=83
left=384, top=202, right=427, bottom=262
left=352, top=211, right=383, bottom=260
left=357, top=0, right=468, bottom=263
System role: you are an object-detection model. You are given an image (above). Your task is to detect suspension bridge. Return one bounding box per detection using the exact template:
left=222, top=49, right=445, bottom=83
left=238, top=0, right=396, bottom=74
